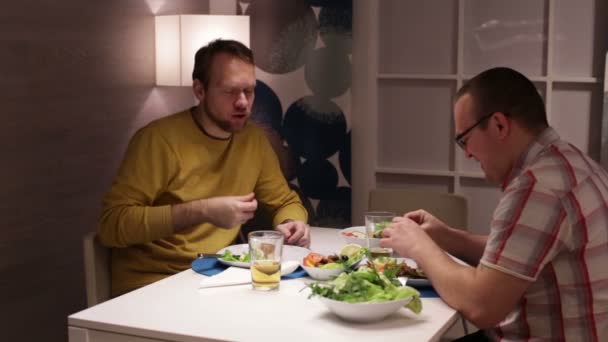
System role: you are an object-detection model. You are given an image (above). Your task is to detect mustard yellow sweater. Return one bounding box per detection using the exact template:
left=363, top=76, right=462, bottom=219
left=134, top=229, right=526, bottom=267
left=98, top=109, right=307, bottom=295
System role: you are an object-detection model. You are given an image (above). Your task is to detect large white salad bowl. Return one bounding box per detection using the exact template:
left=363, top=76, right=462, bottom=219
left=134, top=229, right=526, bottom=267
left=318, top=296, right=413, bottom=323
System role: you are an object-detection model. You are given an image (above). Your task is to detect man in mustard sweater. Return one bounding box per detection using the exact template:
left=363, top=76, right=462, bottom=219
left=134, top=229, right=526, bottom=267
left=98, top=39, right=309, bottom=296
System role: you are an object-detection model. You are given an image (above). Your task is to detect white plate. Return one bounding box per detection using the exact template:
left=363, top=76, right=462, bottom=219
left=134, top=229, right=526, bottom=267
left=339, top=226, right=381, bottom=248
left=370, top=257, right=431, bottom=288
left=318, top=296, right=413, bottom=323
left=217, top=244, right=311, bottom=268
left=397, top=258, right=430, bottom=287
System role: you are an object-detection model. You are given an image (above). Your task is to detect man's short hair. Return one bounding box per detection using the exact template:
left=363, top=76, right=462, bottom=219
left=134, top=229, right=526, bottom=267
left=456, top=67, right=548, bottom=133
left=192, top=39, right=254, bottom=90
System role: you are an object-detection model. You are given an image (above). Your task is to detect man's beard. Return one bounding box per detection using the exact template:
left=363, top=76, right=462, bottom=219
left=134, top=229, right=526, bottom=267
left=203, top=99, right=248, bottom=133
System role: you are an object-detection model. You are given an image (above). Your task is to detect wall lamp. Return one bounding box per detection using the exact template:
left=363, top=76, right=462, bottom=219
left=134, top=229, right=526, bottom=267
left=154, top=15, right=250, bottom=86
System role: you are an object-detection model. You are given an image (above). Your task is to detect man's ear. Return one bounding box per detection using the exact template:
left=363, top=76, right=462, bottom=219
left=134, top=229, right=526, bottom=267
left=493, top=112, right=510, bottom=138
left=192, top=79, right=205, bottom=102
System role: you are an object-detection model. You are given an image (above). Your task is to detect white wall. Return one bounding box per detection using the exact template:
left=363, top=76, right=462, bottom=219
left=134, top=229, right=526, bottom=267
left=0, top=1, right=209, bottom=341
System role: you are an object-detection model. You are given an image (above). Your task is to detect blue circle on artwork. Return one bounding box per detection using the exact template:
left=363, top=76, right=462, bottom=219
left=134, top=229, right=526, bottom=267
left=305, top=47, right=351, bottom=99
left=250, top=80, right=283, bottom=134
left=307, top=0, right=351, bottom=8
left=247, top=0, right=318, bottom=74
left=339, top=131, right=351, bottom=185
left=297, top=158, right=338, bottom=199
left=316, top=186, right=351, bottom=228
left=282, top=96, right=347, bottom=160
left=319, top=5, right=352, bottom=53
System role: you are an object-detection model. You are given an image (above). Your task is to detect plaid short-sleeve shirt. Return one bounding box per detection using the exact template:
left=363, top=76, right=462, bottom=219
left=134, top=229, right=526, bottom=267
left=481, top=128, right=608, bottom=341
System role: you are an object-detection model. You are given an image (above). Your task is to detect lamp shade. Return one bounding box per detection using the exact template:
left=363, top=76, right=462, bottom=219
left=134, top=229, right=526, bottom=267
left=154, top=15, right=250, bottom=86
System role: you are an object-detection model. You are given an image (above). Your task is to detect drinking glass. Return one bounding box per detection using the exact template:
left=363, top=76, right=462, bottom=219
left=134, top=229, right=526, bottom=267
left=365, top=211, right=395, bottom=258
left=248, top=230, right=283, bottom=291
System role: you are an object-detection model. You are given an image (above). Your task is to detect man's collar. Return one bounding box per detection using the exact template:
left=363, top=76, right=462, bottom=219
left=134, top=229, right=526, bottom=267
left=501, top=127, right=560, bottom=190
left=190, top=107, right=233, bottom=141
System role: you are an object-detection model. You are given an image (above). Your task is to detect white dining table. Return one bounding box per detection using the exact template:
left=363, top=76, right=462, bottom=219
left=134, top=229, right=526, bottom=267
left=68, top=227, right=461, bottom=342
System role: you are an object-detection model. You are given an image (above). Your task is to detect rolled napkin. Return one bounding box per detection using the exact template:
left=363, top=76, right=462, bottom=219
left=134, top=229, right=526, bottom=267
left=199, top=267, right=251, bottom=288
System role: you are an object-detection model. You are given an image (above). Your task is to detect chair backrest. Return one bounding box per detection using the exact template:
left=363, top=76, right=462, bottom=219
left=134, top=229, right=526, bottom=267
left=83, top=231, right=111, bottom=307
left=368, top=188, right=468, bottom=230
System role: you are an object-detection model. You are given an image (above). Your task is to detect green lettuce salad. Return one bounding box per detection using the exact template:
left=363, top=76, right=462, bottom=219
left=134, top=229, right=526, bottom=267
left=220, top=249, right=251, bottom=263
left=308, top=267, right=422, bottom=314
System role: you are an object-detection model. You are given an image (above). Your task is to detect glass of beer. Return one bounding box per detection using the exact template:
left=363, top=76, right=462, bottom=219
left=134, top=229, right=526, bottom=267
left=365, top=211, right=395, bottom=258
left=248, top=230, right=283, bottom=291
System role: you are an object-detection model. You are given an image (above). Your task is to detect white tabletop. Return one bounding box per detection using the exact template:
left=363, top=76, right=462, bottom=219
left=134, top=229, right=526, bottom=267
left=68, top=227, right=460, bottom=342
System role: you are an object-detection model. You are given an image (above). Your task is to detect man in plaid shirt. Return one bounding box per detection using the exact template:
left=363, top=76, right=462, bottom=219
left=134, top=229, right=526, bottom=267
left=381, top=67, right=608, bottom=341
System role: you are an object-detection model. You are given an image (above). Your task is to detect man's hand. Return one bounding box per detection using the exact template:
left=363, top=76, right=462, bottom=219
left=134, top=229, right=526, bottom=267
left=275, top=220, right=310, bottom=248
left=380, top=216, right=435, bottom=259
left=401, top=209, right=485, bottom=265
left=405, top=209, right=450, bottom=237
left=201, top=193, right=258, bottom=228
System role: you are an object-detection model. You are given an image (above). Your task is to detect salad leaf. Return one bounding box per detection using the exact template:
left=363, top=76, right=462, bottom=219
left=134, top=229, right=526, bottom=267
left=220, top=249, right=251, bottom=262
left=342, top=247, right=367, bottom=268
left=308, top=267, right=422, bottom=314
left=318, top=262, right=343, bottom=269
left=373, top=221, right=390, bottom=238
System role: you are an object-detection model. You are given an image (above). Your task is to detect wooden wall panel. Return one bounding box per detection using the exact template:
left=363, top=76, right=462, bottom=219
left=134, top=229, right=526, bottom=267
left=0, top=1, right=208, bottom=341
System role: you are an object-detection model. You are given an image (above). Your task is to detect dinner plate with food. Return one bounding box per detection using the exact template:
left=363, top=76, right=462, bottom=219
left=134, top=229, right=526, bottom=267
left=216, top=244, right=311, bottom=268
left=366, top=256, right=430, bottom=287
left=339, top=226, right=382, bottom=248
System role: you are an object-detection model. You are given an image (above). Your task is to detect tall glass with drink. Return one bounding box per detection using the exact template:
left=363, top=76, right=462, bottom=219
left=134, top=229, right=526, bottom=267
left=248, top=230, right=283, bottom=291
left=365, top=211, right=395, bottom=258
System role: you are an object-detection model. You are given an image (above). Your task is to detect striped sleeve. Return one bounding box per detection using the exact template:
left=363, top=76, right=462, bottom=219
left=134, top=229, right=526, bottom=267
left=481, top=171, right=567, bottom=281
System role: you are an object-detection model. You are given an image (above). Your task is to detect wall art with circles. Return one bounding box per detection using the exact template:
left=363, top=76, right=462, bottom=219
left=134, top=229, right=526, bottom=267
left=239, top=0, right=352, bottom=230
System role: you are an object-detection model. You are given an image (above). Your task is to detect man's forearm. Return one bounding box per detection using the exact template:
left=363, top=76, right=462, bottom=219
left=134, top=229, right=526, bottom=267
left=429, top=227, right=487, bottom=265
left=413, top=246, right=491, bottom=326
left=171, top=199, right=206, bottom=232
left=98, top=204, right=173, bottom=247
left=414, top=242, right=530, bottom=328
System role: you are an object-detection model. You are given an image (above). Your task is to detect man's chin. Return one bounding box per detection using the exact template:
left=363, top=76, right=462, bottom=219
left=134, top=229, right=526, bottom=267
left=228, top=118, right=248, bottom=132
left=483, top=173, right=502, bottom=185
left=479, top=165, right=494, bottom=183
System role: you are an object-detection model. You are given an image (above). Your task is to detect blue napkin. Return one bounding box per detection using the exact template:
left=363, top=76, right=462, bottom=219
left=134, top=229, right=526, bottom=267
left=408, top=283, right=439, bottom=298
left=417, top=287, right=439, bottom=298
left=191, top=257, right=308, bottom=279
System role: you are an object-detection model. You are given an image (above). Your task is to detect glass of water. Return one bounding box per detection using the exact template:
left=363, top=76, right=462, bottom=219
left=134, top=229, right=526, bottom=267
left=248, top=231, right=283, bottom=291
left=364, top=211, right=395, bottom=258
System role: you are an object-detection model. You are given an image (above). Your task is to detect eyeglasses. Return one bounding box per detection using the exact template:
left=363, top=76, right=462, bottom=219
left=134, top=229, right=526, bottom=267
left=454, top=112, right=495, bottom=150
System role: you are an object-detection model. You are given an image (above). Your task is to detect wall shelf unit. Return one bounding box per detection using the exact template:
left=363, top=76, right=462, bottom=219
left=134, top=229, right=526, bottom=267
left=352, top=0, right=607, bottom=233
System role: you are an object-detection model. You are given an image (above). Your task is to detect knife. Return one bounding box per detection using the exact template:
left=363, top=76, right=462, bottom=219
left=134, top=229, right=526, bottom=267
left=197, top=253, right=224, bottom=258
left=197, top=253, right=246, bottom=259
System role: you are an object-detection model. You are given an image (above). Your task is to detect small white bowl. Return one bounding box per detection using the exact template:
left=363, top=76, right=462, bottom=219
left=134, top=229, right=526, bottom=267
left=318, top=296, right=412, bottom=323
left=301, top=264, right=345, bottom=280
left=339, top=226, right=381, bottom=248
